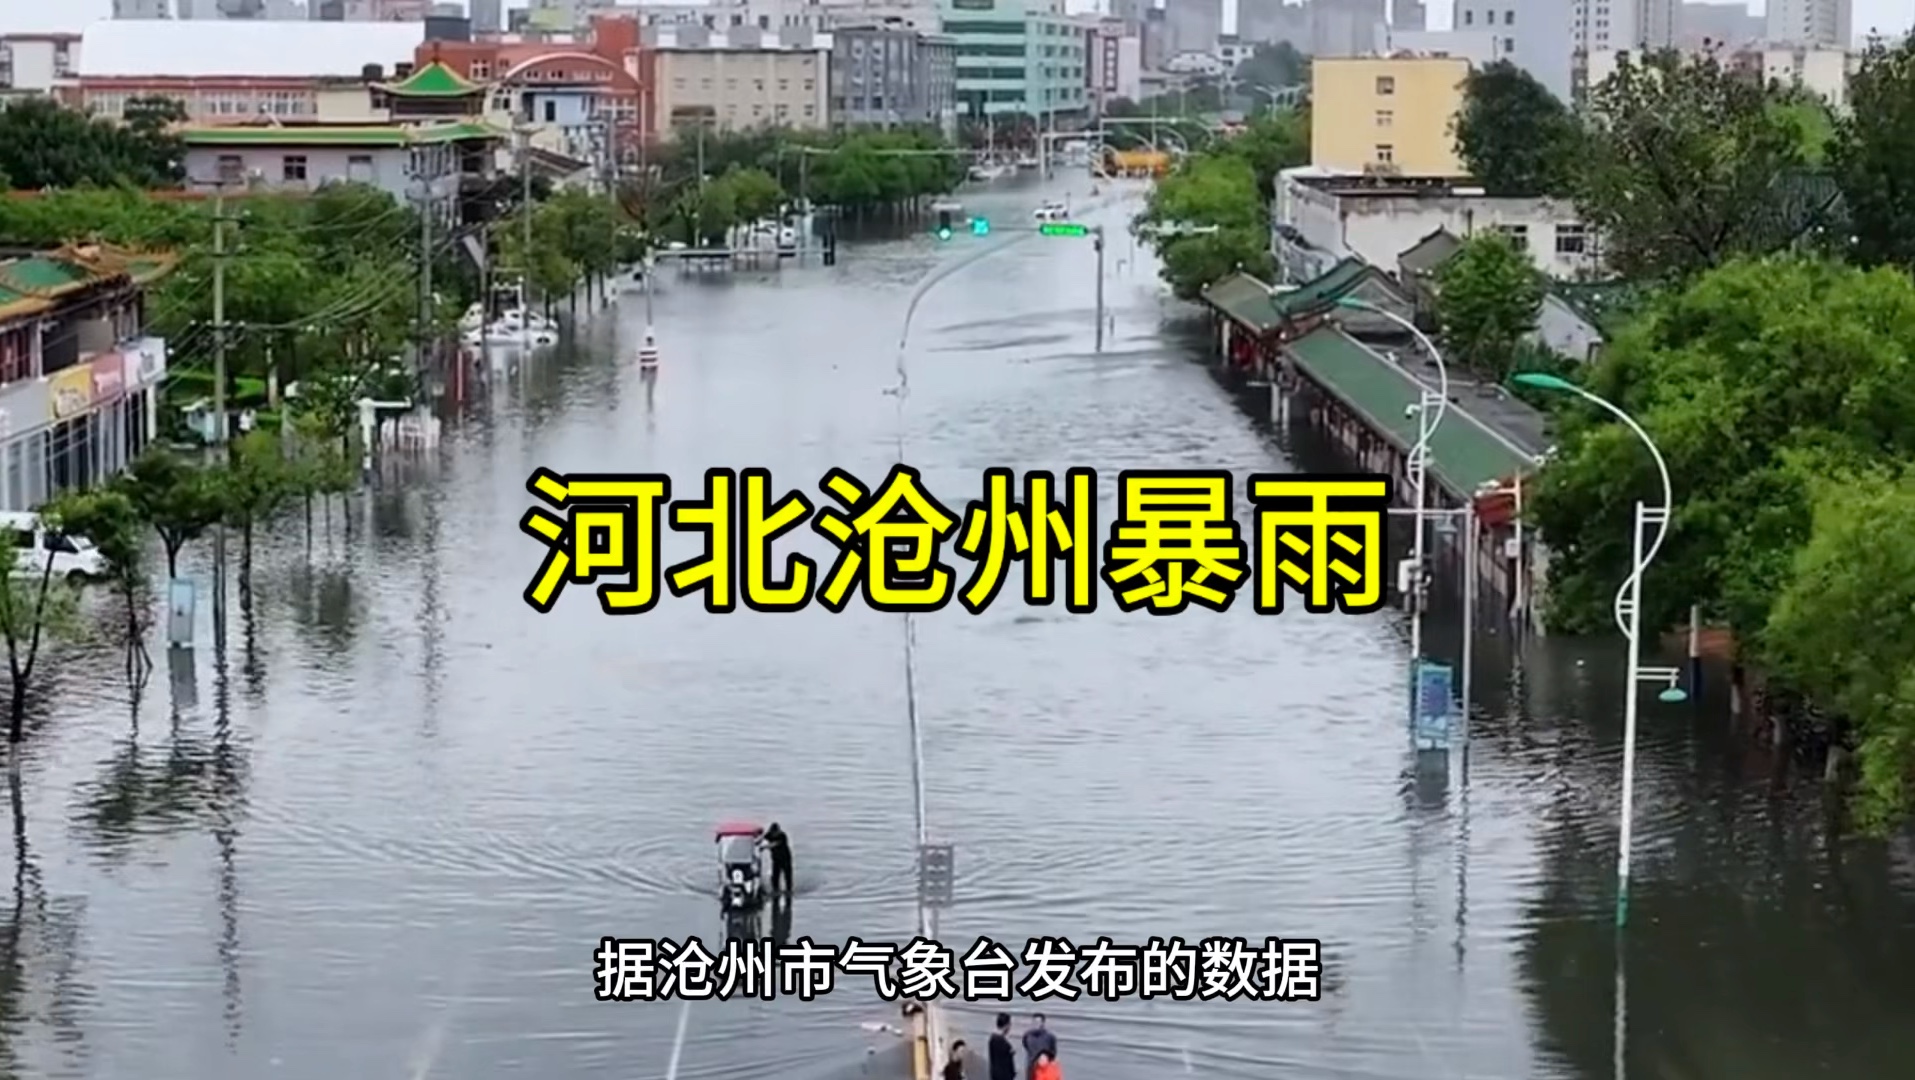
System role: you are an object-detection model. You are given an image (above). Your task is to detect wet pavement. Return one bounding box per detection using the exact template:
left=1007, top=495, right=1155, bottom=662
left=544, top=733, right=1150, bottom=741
left=3, top=174, right=1915, bottom=1080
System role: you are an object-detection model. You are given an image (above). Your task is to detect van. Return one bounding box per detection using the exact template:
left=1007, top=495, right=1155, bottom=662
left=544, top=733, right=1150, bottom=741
left=0, top=511, right=108, bottom=582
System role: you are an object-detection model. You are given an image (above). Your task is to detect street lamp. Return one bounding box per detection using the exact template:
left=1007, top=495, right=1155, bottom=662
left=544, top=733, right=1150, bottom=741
left=1334, top=297, right=1449, bottom=685
left=1510, top=371, right=1687, bottom=931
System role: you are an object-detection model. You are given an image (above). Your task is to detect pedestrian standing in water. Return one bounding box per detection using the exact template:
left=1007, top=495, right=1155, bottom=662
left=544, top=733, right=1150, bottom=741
left=988, top=1013, right=1017, bottom=1080
left=761, top=822, right=793, bottom=895
left=942, top=1039, right=968, bottom=1080
left=1021, top=1014, right=1056, bottom=1080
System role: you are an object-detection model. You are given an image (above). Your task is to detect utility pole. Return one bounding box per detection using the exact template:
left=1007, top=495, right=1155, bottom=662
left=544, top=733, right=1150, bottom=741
left=520, top=126, right=534, bottom=343
left=211, top=182, right=230, bottom=639
left=416, top=151, right=435, bottom=368
left=1092, top=225, right=1105, bottom=353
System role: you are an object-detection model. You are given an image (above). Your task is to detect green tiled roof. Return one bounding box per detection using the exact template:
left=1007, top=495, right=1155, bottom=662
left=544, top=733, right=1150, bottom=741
left=1200, top=272, right=1282, bottom=332
left=180, top=121, right=504, bottom=147
left=1398, top=227, right=1462, bottom=277
left=1286, top=326, right=1535, bottom=497
left=379, top=60, right=483, bottom=97
left=0, top=245, right=177, bottom=322
left=1200, top=258, right=1388, bottom=332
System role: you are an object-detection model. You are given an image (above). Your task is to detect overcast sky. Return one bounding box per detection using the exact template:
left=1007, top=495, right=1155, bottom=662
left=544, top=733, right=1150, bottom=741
left=2, top=0, right=1909, bottom=42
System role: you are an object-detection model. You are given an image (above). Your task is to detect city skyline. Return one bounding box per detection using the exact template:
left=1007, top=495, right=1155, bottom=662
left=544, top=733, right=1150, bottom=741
left=1, top=0, right=1909, bottom=40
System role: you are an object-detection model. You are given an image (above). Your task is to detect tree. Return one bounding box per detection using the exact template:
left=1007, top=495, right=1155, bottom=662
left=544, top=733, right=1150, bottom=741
left=1528, top=257, right=1915, bottom=642
left=1435, top=232, right=1544, bottom=378
left=1764, top=469, right=1915, bottom=833
left=43, top=488, right=147, bottom=671
left=1829, top=34, right=1915, bottom=271
left=1452, top=60, right=1578, bottom=197
left=0, top=97, right=182, bottom=190
left=1233, top=41, right=1308, bottom=93
left=120, top=450, right=224, bottom=580
left=1575, top=49, right=1825, bottom=282
left=1222, top=109, right=1309, bottom=197
left=0, top=531, right=79, bottom=745
left=219, top=430, right=297, bottom=580
left=1135, top=151, right=1273, bottom=299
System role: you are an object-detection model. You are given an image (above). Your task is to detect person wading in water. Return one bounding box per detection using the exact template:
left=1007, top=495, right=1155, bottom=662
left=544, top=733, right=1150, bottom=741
left=762, top=822, right=794, bottom=895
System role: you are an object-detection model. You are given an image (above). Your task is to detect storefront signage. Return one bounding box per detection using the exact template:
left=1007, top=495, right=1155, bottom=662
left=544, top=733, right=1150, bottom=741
left=91, top=352, right=125, bottom=403
left=47, top=366, right=92, bottom=422
left=1102, top=37, right=1119, bottom=92
left=123, top=337, right=166, bottom=390
left=951, top=0, right=994, bottom=9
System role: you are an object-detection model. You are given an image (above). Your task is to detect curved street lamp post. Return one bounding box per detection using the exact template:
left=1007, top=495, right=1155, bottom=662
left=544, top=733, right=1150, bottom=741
left=1334, top=298, right=1449, bottom=689
left=1510, top=372, right=1687, bottom=931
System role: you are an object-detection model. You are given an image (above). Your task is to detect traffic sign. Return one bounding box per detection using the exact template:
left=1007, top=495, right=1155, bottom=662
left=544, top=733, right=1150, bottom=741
left=1038, top=222, right=1090, bottom=237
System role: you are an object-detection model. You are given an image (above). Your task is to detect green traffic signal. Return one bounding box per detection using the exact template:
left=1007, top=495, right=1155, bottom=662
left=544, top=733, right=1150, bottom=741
left=936, top=226, right=952, bottom=240
left=1039, top=222, right=1089, bottom=237
left=971, top=217, right=990, bottom=236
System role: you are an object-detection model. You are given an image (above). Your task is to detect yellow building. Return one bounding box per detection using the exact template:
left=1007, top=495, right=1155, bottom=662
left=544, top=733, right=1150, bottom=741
left=1308, top=56, right=1469, bottom=178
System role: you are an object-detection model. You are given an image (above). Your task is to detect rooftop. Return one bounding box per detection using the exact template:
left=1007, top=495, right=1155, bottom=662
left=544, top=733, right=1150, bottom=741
left=377, top=60, right=484, bottom=97
left=179, top=121, right=507, bottom=147
left=0, top=244, right=177, bottom=324
left=76, top=18, right=427, bottom=79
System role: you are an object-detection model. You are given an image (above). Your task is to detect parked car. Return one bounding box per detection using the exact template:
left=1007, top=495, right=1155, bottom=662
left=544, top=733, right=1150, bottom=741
left=0, top=511, right=107, bottom=582
left=1033, top=201, right=1068, bottom=221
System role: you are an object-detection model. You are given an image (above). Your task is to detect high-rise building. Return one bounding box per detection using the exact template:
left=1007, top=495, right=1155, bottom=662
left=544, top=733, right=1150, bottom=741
left=471, top=0, right=504, bottom=33
left=1765, top=0, right=1851, bottom=47
left=112, top=0, right=172, bottom=16
left=1679, top=0, right=1764, bottom=48
left=1391, top=0, right=1426, bottom=31
left=1456, top=0, right=1572, bottom=100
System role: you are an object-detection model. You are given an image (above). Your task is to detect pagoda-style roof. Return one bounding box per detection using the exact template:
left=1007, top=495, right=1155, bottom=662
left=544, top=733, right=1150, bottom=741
left=377, top=60, right=482, bottom=98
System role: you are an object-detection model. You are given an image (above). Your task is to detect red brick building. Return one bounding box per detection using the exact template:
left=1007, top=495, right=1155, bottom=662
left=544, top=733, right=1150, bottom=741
left=414, top=14, right=655, bottom=149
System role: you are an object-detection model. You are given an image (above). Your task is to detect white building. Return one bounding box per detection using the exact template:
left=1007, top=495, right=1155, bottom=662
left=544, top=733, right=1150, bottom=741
left=0, top=33, right=79, bottom=97
left=1454, top=0, right=1574, bottom=102
left=1572, top=0, right=1678, bottom=96
left=1272, top=167, right=1599, bottom=283
left=1766, top=0, right=1852, bottom=48
left=1747, top=44, right=1857, bottom=110
left=1382, top=28, right=1505, bottom=65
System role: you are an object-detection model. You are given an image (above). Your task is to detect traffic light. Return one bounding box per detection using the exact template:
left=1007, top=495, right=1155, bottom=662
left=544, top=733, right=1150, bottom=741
left=936, top=209, right=953, bottom=240
left=970, top=216, right=990, bottom=236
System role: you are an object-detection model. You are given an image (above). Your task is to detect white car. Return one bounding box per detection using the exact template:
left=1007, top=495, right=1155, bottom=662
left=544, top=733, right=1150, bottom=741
left=0, top=511, right=106, bottom=582
left=1033, top=202, right=1068, bottom=221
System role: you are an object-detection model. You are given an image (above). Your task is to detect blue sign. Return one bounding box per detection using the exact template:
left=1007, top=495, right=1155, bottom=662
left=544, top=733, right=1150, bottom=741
left=1413, top=660, right=1452, bottom=751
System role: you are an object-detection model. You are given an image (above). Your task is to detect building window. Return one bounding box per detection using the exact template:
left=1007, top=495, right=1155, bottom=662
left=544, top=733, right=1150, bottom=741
left=1494, top=223, right=1530, bottom=244
left=1375, top=75, right=1395, bottom=95
left=1556, top=224, right=1589, bottom=255
left=471, top=60, right=492, bottom=79
left=1463, top=9, right=1472, bottom=23
left=1505, top=37, right=1516, bottom=51
left=1375, top=144, right=1393, bottom=163
left=1505, top=9, right=1515, bottom=22
left=1375, top=109, right=1393, bottom=127
left=282, top=155, right=307, bottom=181
left=217, top=155, right=244, bottom=182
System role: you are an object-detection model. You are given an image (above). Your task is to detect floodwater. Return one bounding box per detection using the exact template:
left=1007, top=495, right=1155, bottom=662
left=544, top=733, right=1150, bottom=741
left=5, top=175, right=1915, bottom=1080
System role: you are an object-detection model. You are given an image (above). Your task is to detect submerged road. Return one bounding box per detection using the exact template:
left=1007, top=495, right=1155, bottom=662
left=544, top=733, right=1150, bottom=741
left=4, top=175, right=1915, bottom=1079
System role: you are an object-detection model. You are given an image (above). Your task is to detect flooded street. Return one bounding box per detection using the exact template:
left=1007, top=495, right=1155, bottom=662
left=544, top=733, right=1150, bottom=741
left=6, top=176, right=1915, bottom=1079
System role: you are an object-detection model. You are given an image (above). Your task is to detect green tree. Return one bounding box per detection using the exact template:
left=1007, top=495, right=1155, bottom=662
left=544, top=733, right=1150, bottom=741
left=0, top=531, right=80, bottom=744
left=219, top=430, right=297, bottom=579
left=1453, top=60, right=1578, bottom=197
left=120, top=450, right=225, bottom=580
left=1528, top=257, right=1915, bottom=641
left=1829, top=34, right=1915, bottom=270
left=1435, top=231, right=1544, bottom=378
left=1233, top=40, right=1308, bottom=93
left=1765, top=468, right=1915, bottom=832
left=44, top=487, right=148, bottom=678
left=1135, top=151, right=1272, bottom=299
left=0, top=97, right=182, bottom=189
left=1575, top=49, right=1824, bottom=282
left=1222, top=108, right=1309, bottom=197
left=718, top=166, right=785, bottom=224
